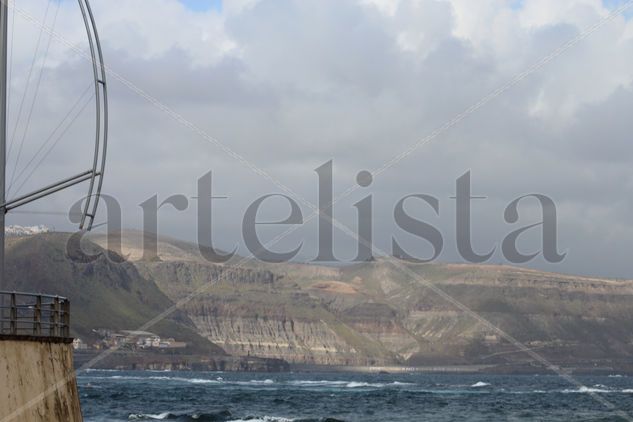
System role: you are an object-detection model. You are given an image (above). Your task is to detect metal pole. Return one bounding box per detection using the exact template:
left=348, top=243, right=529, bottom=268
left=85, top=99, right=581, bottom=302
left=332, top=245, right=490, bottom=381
left=0, top=1, right=8, bottom=292
left=34, top=295, right=41, bottom=335
left=9, top=292, right=15, bottom=335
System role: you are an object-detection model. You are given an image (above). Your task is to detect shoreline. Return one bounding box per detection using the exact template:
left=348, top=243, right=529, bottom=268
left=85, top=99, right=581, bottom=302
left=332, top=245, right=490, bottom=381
left=289, top=364, right=633, bottom=376
left=72, top=350, right=633, bottom=376
left=289, top=364, right=494, bottom=373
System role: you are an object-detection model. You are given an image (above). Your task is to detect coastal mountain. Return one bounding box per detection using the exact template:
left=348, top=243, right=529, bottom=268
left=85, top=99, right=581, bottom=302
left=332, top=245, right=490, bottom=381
left=4, top=233, right=290, bottom=371
left=6, top=230, right=633, bottom=372
left=86, top=230, right=633, bottom=372
left=4, top=233, right=222, bottom=355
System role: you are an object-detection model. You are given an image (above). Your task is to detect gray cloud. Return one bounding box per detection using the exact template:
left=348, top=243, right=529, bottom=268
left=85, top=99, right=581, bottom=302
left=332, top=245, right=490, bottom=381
left=5, top=0, right=633, bottom=278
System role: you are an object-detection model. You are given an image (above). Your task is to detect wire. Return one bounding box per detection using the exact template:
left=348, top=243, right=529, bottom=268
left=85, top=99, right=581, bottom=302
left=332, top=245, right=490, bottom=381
left=7, top=0, right=15, bottom=125
left=10, top=92, right=94, bottom=199
left=6, top=0, right=51, bottom=165
left=89, top=221, right=107, bottom=229
left=8, top=0, right=60, bottom=193
left=11, top=210, right=83, bottom=217
left=9, top=83, right=93, bottom=194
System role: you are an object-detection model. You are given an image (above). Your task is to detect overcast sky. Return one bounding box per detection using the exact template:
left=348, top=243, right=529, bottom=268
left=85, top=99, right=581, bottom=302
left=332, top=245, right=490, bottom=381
left=5, top=0, right=633, bottom=278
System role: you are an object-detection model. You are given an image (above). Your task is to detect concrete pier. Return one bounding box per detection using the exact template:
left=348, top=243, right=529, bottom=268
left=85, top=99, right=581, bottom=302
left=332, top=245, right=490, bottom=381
left=0, top=292, right=81, bottom=421
left=0, top=338, right=82, bottom=422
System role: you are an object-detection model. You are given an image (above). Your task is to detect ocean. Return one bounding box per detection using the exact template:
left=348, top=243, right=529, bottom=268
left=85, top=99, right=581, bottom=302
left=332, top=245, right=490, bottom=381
left=78, top=370, right=633, bottom=421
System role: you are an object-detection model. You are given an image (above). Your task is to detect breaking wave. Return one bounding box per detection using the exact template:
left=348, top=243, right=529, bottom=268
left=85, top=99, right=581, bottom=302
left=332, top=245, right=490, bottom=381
left=128, top=411, right=342, bottom=422
left=128, top=410, right=232, bottom=421
left=470, top=381, right=491, bottom=388
left=562, top=386, right=611, bottom=393
left=85, top=374, right=416, bottom=389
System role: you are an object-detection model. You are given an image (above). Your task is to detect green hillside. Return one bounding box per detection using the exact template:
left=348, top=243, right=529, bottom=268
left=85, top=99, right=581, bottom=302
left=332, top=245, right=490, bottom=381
left=4, top=233, right=224, bottom=356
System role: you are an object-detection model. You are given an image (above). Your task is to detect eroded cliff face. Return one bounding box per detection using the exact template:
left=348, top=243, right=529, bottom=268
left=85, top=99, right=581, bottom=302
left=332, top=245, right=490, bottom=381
left=179, top=291, right=397, bottom=366
left=95, top=232, right=633, bottom=368
left=340, top=303, right=419, bottom=360
left=194, top=313, right=358, bottom=365
left=137, top=261, right=400, bottom=366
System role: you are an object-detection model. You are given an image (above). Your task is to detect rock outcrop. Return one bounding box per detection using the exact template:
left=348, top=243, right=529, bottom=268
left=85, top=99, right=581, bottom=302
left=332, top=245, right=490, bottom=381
left=87, top=231, right=633, bottom=370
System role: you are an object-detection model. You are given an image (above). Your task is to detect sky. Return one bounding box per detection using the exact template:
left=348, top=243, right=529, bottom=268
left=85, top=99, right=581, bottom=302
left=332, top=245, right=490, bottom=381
left=5, top=0, right=633, bottom=278
left=180, top=0, right=222, bottom=12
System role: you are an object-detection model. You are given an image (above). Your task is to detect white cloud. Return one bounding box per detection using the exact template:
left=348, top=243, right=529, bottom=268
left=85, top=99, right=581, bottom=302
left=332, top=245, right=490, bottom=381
left=5, top=0, right=633, bottom=277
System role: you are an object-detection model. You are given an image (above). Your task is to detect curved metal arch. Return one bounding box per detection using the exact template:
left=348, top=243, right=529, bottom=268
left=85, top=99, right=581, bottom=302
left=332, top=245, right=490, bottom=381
left=3, top=0, right=107, bottom=231
left=78, top=0, right=107, bottom=231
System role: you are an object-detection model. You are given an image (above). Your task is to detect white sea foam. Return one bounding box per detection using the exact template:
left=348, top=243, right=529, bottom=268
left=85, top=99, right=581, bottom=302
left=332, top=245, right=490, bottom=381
left=128, top=412, right=171, bottom=420
left=227, top=418, right=293, bottom=422
left=85, top=374, right=419, bottom=390
left=289, top=379, right=416, bottom=388
left=346, top=381, right=386, bottom=388
left=145, top=376, right=218, bottom=384
left=287, top=380, right=348, bottom=386
left=188, top=378, right=221, bottom=384
left=99, top=375, right=222, bottom=385
left=470, top=381, right=491, bottom=388
left=562, top=386, right=611, bottom=393
left=245, top=379, right=275, bottom=385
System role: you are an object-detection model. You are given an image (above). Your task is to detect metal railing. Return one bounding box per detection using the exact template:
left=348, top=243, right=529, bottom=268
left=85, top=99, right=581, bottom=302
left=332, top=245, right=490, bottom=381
left=0, top=291, right=70, bottom=339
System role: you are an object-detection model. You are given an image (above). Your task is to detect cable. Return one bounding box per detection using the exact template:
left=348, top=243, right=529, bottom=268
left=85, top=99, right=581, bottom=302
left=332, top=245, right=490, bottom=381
left=6, top=0, right=51, bottom=164
left=8, top=83, right=93, bottom=196
left=11, top=210, right=83, bottom=217
left=6, top=0, right=14, bottom=125
left=10, top=92, right=94, bottom=199
left=9, top=83, right=92, bottom=192
left=8, top=0, right=60, bottom=193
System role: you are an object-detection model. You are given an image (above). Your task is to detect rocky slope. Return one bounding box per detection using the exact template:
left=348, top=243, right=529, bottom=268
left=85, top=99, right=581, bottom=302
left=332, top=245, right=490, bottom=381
left=136, top=261, right=390, bottom=365
left=88, top=231, right=633, bottom=370
left=4, top=233, right=223, bottom=355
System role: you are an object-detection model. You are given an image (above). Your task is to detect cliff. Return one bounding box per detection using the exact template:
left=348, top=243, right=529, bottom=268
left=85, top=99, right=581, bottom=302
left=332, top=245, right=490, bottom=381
left=20, top=230, right=633, bottom=371
left=4, top=233, right=224, bottom=356
left=95, top=231, right=633, bottom=370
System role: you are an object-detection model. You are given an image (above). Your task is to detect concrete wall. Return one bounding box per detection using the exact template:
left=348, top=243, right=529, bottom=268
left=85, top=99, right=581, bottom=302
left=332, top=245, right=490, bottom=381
left=0, top=339, right=82, bottom=422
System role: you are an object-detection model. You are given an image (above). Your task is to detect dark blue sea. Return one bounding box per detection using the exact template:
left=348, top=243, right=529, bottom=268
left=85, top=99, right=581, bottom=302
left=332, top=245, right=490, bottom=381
left=78, top=370, right=633, bottom=421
